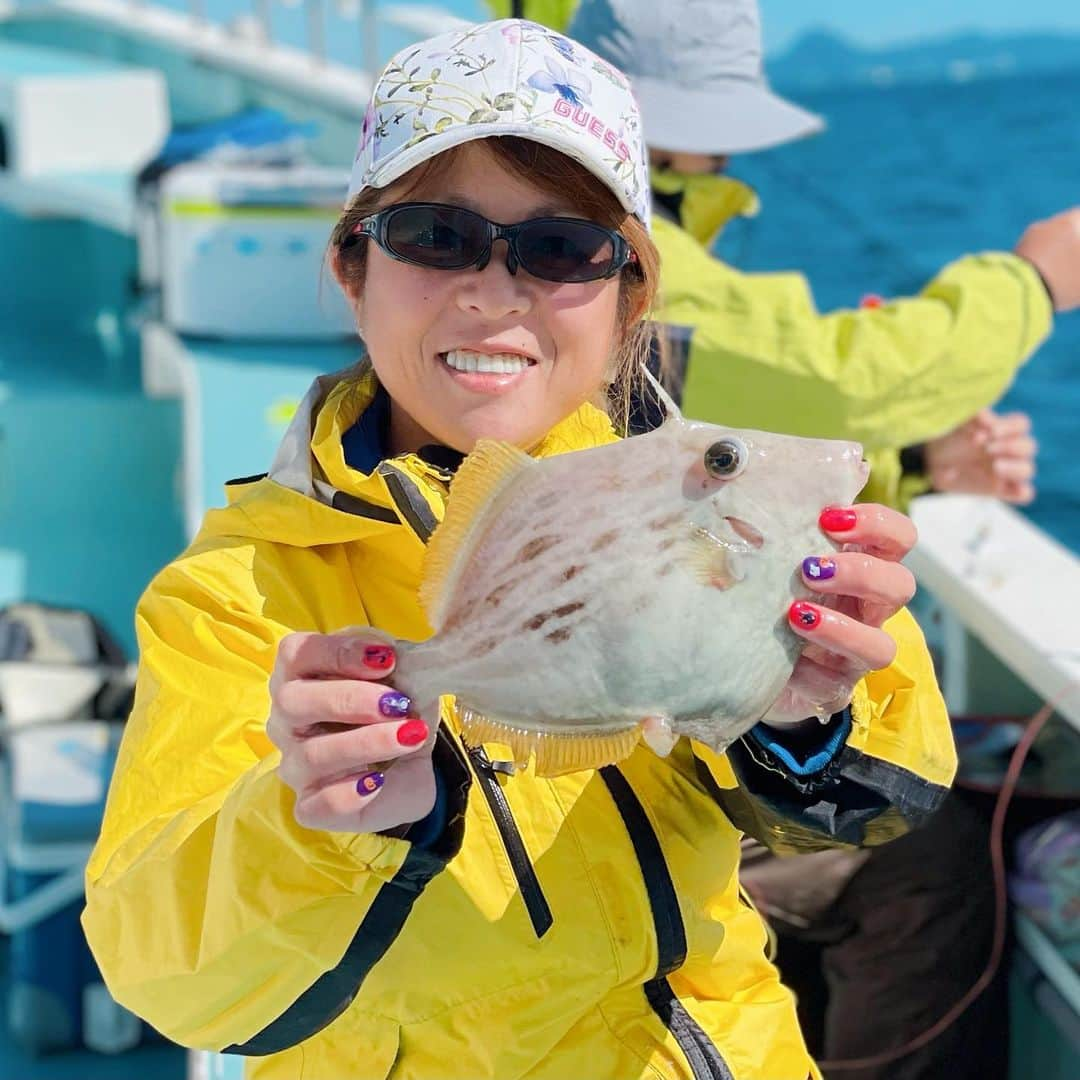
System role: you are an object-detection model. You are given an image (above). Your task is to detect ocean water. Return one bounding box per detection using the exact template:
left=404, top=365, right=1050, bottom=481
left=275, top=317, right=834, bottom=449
left=718, top=70, right=1080, bottom=553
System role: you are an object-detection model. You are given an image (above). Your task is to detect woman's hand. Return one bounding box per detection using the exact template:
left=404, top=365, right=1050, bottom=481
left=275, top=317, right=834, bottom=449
left=267, top=631, right=437, bottom=835
left=925, top=409, right=1037, bottom=505
left=762, top=504, right=917, bottom=727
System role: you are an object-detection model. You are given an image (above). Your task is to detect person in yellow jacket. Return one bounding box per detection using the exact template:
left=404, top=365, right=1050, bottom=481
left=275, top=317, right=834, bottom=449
left=491, top=0, right=1080, bottom=509
left=83, top=19, right=954, bottom=1080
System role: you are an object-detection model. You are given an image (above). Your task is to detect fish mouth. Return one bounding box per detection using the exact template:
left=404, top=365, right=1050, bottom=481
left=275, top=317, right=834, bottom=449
left=724, top=516, right=765, bottom=550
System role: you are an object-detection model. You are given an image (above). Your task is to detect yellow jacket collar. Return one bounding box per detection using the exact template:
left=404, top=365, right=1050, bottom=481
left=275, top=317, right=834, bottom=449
left=651, top=169, right=760, bottom=248
left=201, top=364, right=618, bottom=548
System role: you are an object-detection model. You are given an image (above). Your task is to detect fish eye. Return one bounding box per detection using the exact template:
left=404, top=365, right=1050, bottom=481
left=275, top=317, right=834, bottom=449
left=704, top=438, right=748, bottom=480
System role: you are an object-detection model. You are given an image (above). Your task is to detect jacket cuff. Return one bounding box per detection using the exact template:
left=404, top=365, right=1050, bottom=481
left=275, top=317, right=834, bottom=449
left=1014, top=254, right=1057, bottom=309
left=742, top=708, right=853, bottom=790
left=376, top=724, right=471, bottom=858
left=402, top=767, right=447, bottom=849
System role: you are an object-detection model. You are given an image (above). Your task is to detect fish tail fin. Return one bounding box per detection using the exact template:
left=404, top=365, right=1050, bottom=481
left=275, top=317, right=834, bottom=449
left=459, top=708, right=642, bottom=777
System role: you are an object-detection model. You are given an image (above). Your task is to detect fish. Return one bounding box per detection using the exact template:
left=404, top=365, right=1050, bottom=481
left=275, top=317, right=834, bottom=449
left=391, top=373, right=869, bottom=776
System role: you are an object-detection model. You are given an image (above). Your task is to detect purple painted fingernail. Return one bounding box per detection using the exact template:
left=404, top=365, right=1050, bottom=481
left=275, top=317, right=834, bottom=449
left=803, top=556, right=836, bottom=582
left=378, top=691, right=412, bottom=718
left=356, top=771, right=385, bottom=797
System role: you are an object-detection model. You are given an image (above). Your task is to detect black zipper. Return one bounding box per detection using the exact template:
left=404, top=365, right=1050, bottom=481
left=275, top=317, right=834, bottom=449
left=382, top=462, right=551, bottom=938
left=599, top=767, right=733, bottom=1080
left=644, top=980, right=734, bottom=1080
left=466, top=746, right=554, bottom=939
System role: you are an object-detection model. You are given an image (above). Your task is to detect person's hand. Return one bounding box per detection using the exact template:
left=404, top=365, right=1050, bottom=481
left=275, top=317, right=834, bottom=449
left=762, top=505, right=917, bottom=727
left=267, top=630, right=437, bottom=835
left=924, top=409, right=1036, bottom=505
left=1014, top=206, right=1080, bottom=311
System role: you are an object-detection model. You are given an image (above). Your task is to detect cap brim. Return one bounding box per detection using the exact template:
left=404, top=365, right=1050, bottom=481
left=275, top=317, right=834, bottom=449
left=355, top=122, right=645, bottom=224
left=633, top=77, right=825, bottom=155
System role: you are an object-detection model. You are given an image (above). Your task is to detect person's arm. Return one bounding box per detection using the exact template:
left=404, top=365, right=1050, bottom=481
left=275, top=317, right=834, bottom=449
left=1015, top=207, right=1080, bottom=311
left=654, top=216, right=1053, bottom=451
left=81, top=544, right=469, bottom=1053
left=693, top=606, right=955, bottom=855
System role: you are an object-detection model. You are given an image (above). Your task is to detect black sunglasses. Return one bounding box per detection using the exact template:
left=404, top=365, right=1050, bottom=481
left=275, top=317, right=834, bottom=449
left=342, top=201, right=638, bottom=284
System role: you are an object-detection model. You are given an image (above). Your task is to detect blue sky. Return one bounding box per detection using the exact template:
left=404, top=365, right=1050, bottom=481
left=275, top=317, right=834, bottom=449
left=761, top=0, right=1080, bottom=52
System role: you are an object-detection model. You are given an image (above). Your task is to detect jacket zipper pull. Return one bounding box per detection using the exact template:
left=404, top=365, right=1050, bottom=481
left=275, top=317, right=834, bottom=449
left=468, top=744, right=516, bottom=777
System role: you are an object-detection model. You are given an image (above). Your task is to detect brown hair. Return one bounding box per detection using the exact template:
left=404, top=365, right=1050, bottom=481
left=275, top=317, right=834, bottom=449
left=330, top=136, right=661, bottom=431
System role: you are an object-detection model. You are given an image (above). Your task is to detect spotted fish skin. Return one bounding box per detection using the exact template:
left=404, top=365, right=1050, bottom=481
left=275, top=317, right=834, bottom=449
left=392, top=406, right=868, bottom=772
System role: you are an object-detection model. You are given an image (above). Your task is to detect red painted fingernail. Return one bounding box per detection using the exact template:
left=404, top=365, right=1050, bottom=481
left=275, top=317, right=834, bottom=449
left=363, top=645, right=395, bottom=670
left=819, top=507, right=857, bottom=532
left=396, top=718, right=429, bottom=747
left=789, top=601, right=821, bottom=630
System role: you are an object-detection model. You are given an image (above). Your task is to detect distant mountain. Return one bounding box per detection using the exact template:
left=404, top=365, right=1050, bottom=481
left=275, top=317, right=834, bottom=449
left=768, top=27, right=1080, bottom=91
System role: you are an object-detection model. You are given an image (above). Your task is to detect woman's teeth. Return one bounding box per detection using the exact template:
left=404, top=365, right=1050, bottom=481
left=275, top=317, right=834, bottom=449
left=443, top=350, right=533, bottom=374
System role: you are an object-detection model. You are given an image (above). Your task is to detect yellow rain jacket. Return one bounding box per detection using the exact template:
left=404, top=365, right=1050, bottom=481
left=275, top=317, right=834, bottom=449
left=83, top=367, right=955, bottom=1080
left=650, top=180, right=1054, bottom=508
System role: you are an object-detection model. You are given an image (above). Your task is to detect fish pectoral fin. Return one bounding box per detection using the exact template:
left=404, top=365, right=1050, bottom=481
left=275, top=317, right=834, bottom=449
left=641, top=714, right=677, bottom=757
left=682, top=526, right=745, bottom=590
left=420, top=440, right=536, bottom=630
left=459, top=707, right=642, bottom=777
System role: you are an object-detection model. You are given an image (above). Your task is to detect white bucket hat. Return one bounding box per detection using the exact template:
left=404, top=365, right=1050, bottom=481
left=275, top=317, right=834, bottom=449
left=568, top=0, right=825, bottom=155
left=347, top=18, right=652, bottom=228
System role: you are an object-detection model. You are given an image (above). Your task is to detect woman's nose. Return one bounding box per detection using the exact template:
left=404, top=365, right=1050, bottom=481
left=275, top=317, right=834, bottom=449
left=455, top=240, right=534, bottom=318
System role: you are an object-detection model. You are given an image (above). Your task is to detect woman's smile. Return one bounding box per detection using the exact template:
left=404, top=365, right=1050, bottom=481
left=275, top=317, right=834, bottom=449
left=437, top=347, right=539, bottom=395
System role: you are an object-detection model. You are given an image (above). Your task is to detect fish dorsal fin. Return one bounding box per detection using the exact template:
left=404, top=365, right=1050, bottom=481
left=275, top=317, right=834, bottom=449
left=642, top=363, right=683, bottom=423
left=420, top=439, right=536, bottom=630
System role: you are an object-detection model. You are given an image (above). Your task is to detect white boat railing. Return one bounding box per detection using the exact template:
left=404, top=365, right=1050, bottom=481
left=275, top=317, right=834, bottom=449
left=0, top=0, right=470, bottom=116
left=907, top=494, right=1080, bottom=732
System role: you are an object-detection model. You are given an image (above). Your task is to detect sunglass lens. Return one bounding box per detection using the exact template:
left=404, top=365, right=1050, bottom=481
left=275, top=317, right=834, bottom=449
left=385, top=206, right=486, bottom=269
left=518, top=221, right=617, bottom=282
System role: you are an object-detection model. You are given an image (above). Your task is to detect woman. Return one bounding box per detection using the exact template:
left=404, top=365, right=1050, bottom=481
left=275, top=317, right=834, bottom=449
left=82, top=20, right=953, bottom=1080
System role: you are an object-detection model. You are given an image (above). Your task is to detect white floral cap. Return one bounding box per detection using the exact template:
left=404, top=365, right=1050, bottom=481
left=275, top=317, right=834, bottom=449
left=347, top=18, right=651, bottom=229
